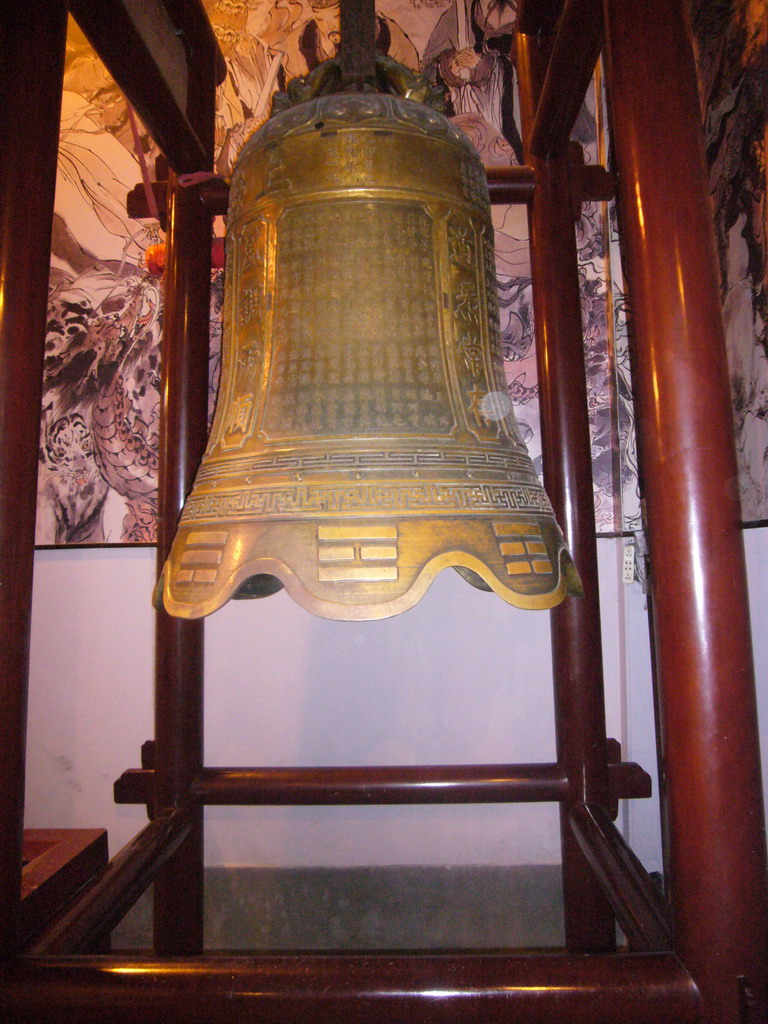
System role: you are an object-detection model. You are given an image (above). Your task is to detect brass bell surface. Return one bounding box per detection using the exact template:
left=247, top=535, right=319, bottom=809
left=160, top=91, right=581, bottom=620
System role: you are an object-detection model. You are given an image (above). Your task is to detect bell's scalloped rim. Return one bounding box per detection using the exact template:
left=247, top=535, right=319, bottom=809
left=158, top=545, right=582, bottom=622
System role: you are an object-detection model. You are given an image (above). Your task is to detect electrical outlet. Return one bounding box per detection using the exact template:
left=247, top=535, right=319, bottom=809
left=622, top=542, right=635, bottom=584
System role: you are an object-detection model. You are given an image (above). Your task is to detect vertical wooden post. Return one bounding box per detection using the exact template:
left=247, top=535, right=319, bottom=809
left=152, top=36, right=217, bottom=956
left=516, top=27, right=615, bottom=952
left=0, top=0, right=67, bottom=959
left=603, top=1, right=768, bottom=1019
left=339, top=0, right=377, bottom=84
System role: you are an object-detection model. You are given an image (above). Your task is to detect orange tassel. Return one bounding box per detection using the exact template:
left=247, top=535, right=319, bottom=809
left=145, top=242, right=166, bottom=276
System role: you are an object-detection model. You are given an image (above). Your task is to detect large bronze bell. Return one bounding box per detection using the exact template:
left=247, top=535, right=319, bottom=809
left=159, top=72, right=581, bottom=620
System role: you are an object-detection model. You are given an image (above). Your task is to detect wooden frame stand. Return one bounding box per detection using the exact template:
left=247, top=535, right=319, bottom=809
left=1, top=1, right=766, bottom=1022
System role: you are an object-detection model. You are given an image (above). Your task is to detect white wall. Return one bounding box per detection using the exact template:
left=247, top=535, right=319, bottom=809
left=24, top=536, right=677, bottom=870
left=745, top=528, right=768, bottom=816
left=25, top=548, right=155, bottom=857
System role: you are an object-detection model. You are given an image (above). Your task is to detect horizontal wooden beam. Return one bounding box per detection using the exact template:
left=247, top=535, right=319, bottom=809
left=125, top=162, right=614, bottom=225
left=116, top=763, right=570, bottom=806
left=114, top=758, right=649, bottom=807
left=486, top=165, right=536, bottom=204
left=69, top=0, right=223, bottom=172
left=1, top=951, right=701, bottom=1023
left=572, top=162, right=615, bottom=203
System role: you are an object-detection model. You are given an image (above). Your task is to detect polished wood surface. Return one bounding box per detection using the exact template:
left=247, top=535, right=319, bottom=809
left=569, top=804, right=671, bottom=951
left=339, top=0, right=376, bottom=82
left=515, top=0, right=563, bottom=36
left=151, top=190, right=209, bottom=954
left=517, top=27, right=615, bottom=953
left=69, top=0, right=224, bottom=173
left=0, top=0, right=68, bottom=961
left=0, top=952, right=701, bottom=1024
left=528, top=0, right=603, bottom=159
left=114, top=758, right=649, bottom=807
left=151, top=25, right=218, bottom=954
left=603, top=0, right=768, bottom=1019
left=128, top=164, right=612, bottom=218
left=30, top=812, right=188, bottom=956
left=486, top=165, right=536, bottom=204
left=20, top=831, right=108, bottom=950
left=1, top=2, right=765, bottom=1021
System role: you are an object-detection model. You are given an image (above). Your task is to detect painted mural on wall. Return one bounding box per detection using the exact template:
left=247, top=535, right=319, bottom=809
left=692, top=0, right=768, bottom=522
left=37, top=0, right=638, bottom=545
